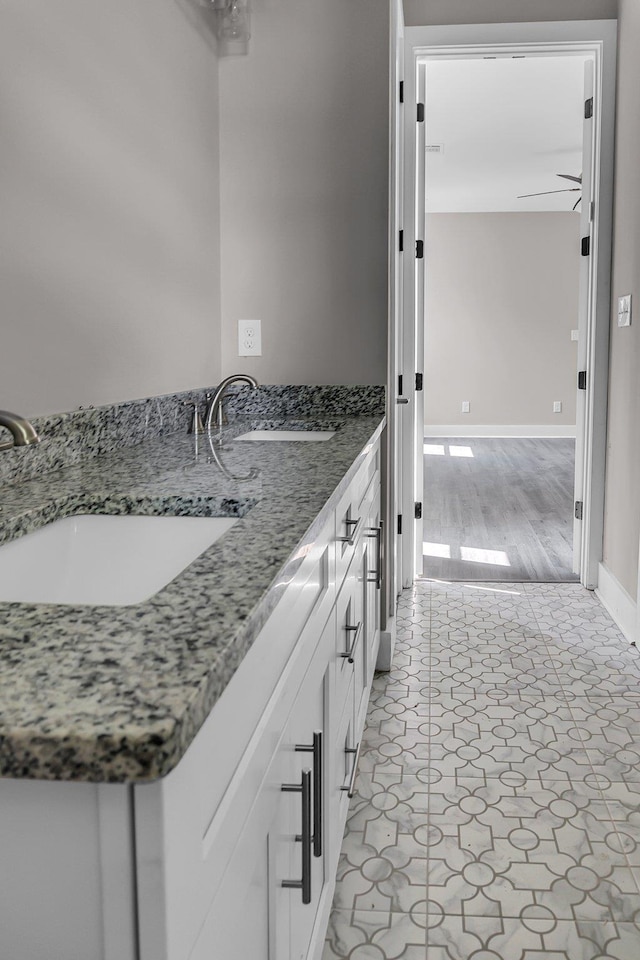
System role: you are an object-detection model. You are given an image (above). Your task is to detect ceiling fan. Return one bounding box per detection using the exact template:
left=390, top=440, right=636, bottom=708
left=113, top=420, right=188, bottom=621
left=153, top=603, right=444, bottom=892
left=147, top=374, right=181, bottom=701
left=518, top=173, right=582, bottom=210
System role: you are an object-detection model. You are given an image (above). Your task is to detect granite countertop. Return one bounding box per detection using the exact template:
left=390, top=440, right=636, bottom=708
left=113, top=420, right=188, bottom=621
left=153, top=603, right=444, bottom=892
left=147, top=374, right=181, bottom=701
left=0, top=414, right=384, bottom=783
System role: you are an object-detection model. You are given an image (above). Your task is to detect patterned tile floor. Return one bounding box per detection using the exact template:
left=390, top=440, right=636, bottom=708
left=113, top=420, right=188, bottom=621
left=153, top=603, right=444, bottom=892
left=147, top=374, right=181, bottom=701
left=323, top=579, right=640, bottom=960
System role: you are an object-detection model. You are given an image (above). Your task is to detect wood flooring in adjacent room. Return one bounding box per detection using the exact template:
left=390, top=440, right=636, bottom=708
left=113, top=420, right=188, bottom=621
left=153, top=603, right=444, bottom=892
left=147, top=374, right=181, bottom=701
left=422, top=437, right=578, bottom=582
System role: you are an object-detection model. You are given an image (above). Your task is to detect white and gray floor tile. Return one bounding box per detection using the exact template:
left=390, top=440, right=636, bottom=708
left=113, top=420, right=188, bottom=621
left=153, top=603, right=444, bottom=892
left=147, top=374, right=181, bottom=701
left=323, top=579, right=640, bottom=959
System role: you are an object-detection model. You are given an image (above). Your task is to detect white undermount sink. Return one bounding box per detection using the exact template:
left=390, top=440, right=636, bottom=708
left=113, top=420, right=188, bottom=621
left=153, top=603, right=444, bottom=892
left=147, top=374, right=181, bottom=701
left=235, top=430, right=335, bottom=441
left=0, top=514, right=237, bottom=607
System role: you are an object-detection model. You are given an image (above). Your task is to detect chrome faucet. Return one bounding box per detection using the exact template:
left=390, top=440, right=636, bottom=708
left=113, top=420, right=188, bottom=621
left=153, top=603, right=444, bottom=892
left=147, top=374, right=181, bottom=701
left=204, top=374, right=258, bottom=432
left=0, top=410, right=40, bottom=452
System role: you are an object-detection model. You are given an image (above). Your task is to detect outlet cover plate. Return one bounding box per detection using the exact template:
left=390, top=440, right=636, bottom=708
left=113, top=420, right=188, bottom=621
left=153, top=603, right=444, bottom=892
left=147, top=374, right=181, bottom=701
left=238, top=319, right=262, bottom=356
left=618, top=295, right=632, bottom=327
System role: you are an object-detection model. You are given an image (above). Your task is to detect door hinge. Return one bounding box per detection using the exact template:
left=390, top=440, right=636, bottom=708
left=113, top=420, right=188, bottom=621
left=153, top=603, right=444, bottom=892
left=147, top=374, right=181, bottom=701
left=585, top=97, right=594, bottom=119
left=581, top=235, right=591, bottom=257
left=414, top=502, right=422, bottom=520
left=575, top=500, right=583, bottom=520
left=417, top=102, right=425, bottom=123
left=415, top=239, right=424, bottom=259
left=399, top=229, right=403, bottom=252
left=397, top=514, right=402, bottom=535
left=398, top=374, right=403, bottom=396
left=578, top=370, right=587, bottom=390
left=399, top=80, right=404, bottom=103
left=415, top=372, right=423, bottom=391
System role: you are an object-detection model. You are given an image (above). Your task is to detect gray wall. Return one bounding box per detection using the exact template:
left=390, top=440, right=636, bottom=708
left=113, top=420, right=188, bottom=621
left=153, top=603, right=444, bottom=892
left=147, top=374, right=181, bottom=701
left=0, top=0, right=222, bottom=417
left=602, top=0, right=640, bottom=598
left=218, top=0, right=389, bottom=385
left=404, top=0, right=617, bottom=27
left=424, top=213, right=580, bottom=427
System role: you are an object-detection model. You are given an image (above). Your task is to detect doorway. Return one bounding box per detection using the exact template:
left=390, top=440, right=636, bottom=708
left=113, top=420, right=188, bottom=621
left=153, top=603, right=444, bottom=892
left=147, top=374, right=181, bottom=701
left=421, top=54, right=586, bottom=583
left=396, top=19, right=617, bottom=593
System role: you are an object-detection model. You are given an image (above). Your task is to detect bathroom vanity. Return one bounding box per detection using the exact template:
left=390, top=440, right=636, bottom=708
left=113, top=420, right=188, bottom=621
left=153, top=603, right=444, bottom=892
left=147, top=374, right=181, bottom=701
left=0, top=394, right=385, bottom=960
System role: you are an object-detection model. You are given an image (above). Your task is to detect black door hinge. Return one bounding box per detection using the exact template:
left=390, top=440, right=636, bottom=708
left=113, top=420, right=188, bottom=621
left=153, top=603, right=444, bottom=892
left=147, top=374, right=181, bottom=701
left=585, top=97, right=593, bottom=119
left=416, top=239, right=424, bottom=259
left=575, top=500, right=583, bottom=520
left=399, top=229, right=404, bottom=252
left=415, top=373, right=423, bottom=391
left=397, top=514, right=402, bottom=535
left=399, top=80, right=404, bottom=103
left=398, top=374, right=403, bottom=396
left=417, top=102, right=425, bottom=123
left=581, top=235, right=591, bottom=257
left=578, top=370, right=587, bottom=390
left=414, top=502, right=422, bottom=520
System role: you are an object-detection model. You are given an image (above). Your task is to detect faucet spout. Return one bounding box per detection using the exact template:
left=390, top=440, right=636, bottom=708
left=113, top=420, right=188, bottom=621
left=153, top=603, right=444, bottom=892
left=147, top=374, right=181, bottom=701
left=205, top=375, right=258, bottom=432
left=0, top=410, right=41, bottom=451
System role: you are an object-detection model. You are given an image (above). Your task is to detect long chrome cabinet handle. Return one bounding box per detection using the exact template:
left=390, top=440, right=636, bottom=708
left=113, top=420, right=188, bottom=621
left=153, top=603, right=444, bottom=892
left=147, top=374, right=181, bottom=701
left=340, top=740, right=362, bottom=798
left=340, top=620, right=363, bottom=664
left=337, top=515, right=363, bottom=545
left=282, top=768, right=312, bottom=905
left=295, top=731, right=323, bottom=857
left=366, top=520, right=383, bottom=589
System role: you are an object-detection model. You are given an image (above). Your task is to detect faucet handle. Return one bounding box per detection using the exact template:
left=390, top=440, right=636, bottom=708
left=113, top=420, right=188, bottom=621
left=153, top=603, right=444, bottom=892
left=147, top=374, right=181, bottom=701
left=182, top=401, right=205, bottom=435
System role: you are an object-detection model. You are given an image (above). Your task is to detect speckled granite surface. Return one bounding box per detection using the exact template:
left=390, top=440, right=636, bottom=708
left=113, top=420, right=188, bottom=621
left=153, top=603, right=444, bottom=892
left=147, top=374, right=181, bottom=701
left=0, top=411, right=384, bottom=783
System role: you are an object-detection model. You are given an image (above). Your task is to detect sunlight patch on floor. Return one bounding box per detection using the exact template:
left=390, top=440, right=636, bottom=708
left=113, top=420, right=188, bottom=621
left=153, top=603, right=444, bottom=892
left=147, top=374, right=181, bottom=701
left=460, top=545, right=511, bottom=566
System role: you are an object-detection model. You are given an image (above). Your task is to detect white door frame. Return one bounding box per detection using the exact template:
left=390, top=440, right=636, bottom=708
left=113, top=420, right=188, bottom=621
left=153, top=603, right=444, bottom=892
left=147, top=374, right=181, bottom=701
left=400, top=19, right=617, bottom=589
left=380, top=0, right=405, bottom=664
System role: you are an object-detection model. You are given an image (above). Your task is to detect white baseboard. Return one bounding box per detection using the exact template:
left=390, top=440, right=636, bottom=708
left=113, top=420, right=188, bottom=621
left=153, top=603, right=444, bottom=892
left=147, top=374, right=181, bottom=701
left=596, top=562, right=637, bottom=644
left=424, top=425, right=577, bottom=438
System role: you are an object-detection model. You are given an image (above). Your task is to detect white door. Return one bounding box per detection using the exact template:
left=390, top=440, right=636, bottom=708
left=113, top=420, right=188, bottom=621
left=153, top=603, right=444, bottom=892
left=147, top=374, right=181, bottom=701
left=386, top=0, right=406, bottom=604
left=573, top=57, right=595, bottom=575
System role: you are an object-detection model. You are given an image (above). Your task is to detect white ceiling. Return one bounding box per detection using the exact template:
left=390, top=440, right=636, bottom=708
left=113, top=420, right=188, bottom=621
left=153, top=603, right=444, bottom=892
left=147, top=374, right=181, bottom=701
left=425, top=56, right=588, bottom=213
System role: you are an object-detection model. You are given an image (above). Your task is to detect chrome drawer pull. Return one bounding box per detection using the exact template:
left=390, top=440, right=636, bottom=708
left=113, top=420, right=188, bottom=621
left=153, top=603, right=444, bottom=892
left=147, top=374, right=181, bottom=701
left=366, top=521, right=383, bottom=589
left=337, top=515, right=363, bottom=546
left=340, top=740, right=362, bottom=798
left=282, top=768, right=312, bottom=905
left=340, top=620, right=363, bottom=663
left=295, top=731, right=323, bottom=857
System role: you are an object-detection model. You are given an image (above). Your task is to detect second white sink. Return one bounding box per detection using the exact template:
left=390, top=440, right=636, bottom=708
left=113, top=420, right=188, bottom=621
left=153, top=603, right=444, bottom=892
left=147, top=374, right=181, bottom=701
left=235, top=430, right=335, bottom=442
left=0, top=514, right=238, bottom=607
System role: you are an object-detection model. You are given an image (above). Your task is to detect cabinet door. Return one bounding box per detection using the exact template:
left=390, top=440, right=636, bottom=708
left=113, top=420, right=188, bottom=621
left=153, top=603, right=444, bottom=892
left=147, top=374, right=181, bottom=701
left=334, top=551, right=364, bottom=729
left=284, top=620, right=332, bottom=960
left=364, top=483, right=382, bottom=691
left=327, top=678, right=356, bottom=880
left=189, top=743, right=290, bottom=960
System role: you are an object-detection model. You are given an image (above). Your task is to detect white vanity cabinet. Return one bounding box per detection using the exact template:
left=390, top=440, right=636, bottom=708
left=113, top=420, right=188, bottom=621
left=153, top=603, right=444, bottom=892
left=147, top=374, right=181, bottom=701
left=134, top=435, right=382, bottom=960
left=0, top=432, right=382, bottom=960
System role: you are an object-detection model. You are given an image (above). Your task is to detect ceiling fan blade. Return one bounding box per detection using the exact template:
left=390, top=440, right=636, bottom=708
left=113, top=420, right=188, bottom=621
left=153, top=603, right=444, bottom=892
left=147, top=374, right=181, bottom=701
left=557, top=173, right=582, bottom=184
left=517, top=188, right=581, bottom=198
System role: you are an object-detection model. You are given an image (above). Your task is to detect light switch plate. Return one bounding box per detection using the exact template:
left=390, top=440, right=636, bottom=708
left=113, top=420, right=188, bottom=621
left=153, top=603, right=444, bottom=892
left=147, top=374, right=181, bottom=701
left=461, top=401, right=470, bottom=413
left=618, top=295, right=632, bottom=327
left=571, top=329, right=579, bottom=341
left=238, top=319, right=262, bottom=356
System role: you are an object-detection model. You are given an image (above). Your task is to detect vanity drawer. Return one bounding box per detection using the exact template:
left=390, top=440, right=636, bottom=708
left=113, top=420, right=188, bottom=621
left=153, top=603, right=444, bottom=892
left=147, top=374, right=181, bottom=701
left=333, top=545, right=364, bottom=727
left=335, top=440, right=379, bottom=585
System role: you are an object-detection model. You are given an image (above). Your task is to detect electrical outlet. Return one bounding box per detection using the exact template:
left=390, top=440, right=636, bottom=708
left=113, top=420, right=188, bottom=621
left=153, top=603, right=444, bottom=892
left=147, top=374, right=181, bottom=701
left=238, top=319, right=262, bottom=356
left=461, top=401, right=470, bottom=413
left=618, top=295, right=632, bottom=327
left=571, top=329, right=579, bottom=341
left=553, top=401, right=562, bottom=413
